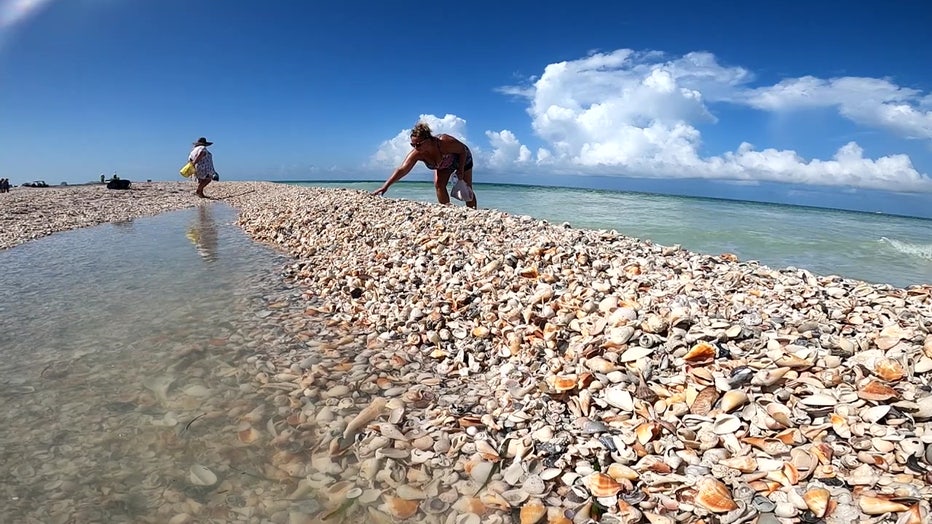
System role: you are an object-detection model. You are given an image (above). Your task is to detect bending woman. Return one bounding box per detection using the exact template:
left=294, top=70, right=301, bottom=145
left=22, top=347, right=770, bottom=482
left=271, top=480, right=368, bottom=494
left=373, top=122, right=476, bottom=208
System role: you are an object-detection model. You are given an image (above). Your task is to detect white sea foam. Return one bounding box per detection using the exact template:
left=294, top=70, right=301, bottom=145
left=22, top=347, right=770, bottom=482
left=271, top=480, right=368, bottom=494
left=880, top=237, right=932, bottom=260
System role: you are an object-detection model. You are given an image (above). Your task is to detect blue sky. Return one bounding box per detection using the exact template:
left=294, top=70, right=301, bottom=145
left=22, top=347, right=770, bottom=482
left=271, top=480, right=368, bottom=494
left=1, top=1, right=932, bottom=218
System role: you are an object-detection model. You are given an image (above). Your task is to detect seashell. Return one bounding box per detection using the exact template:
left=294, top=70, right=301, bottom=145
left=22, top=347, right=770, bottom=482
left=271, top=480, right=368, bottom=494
left=585, top=357, right=618, bottom=373
left=188, top=465, right=217, bottom=486
left=874, top=358, right=905, bottom=381
left=585, top=473, right=622, bottom=497
left=799, top=393, right=836, bottom=407
left=830, top=413, right=851, bottom=439
left=635, top=422, right=661, bottom=445
left=343, top=397, right=388, bottom=440
left=396, top=485, right=427, bottom=500
left=476, top=439, right=500, bottom=461
left=857, top=495, right=909, bottom=515
left=346, top=487, right=363, bottom=499
left=711, top=414, right=741, bottom=435
left=694, top=477, right=738, bottom=513
left=690, top=386, right=719, bottom=416
left=719, top=390, right=748, bottom=413
left=384, top=496, right=420, bottom=519
left=858, top=380, right=899, bottom=401
left=604, top=387, right=634, bottom=411
left=520, top=500, right=547, bottom=524
left=422, top=497, right=449, bottom=514
left=900, top=504, right=924, bottom=524
left=546, top=374, right=577, bottom=392
left=720, top=456, right=757, bottom=473
left=751, top=367, right=791, bottom=387
left=620, top=345, right=653, bottom=362
left=861, top=405, right=891, bottom=424
left=501, top=489, right=530, bottom=507
left=606, top=463, right=639, bottom=481
left=237, top=425, right=259, bottom=444
left=684, top=341, right=716, bottom=362
left=467, top=460, right=495, bottom=485
left=742, top=437, right=790, bottom=455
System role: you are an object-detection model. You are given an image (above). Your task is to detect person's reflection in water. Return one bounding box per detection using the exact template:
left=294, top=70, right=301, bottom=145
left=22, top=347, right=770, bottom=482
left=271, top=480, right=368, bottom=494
left=186, top=205, right=219, bottom=262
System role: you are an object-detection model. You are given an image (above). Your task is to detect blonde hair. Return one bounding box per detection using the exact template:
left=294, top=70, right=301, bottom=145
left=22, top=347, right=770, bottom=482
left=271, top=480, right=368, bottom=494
left=410, top=122, right=433, bottom=140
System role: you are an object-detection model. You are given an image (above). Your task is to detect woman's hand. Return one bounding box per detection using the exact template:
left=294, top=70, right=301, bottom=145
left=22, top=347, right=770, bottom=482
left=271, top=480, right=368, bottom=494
left=372, top=186, right=387, bottom=196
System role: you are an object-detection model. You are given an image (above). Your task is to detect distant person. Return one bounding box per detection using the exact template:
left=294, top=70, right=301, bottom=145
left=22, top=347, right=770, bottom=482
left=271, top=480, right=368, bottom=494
left=100, top=174, right=105, bottom=184
left=188, top=137, right=218, bottom=198
left=373, top=122, right=476, bottom=208
left=0, top=178, right=8, bottom=193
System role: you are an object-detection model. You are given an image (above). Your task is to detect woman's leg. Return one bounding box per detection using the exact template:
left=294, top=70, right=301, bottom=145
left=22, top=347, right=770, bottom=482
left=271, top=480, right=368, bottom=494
left=434, top=169, right=453, bottom=204
left=460, top=167, right=477, bottom=209
left=196, top=178, right=211, bottom=197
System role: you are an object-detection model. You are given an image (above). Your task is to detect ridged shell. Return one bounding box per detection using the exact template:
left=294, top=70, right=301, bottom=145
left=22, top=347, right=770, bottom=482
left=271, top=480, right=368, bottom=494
left=803, top=488, right=829, bottom=518
left=694, top=477, right=738, bottom=513
left=520, top=500, right=546, bottom=524
left=873, top=358, right=905, bottom=382
left=690, top=386, right=719, bottom=416
left=586, top=473, right=622, bottom=497
left=858, top=380, right=899, bottom=401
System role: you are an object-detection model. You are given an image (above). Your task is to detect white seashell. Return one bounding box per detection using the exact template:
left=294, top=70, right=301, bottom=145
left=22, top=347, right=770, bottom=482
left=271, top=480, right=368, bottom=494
left=799, top=394, right=836, bottom=407
left=712, top=414, right=742, bottom=435
left=860, top=405, right=891, bottom=424
left=604, top=387, right=635, bottom=411
left=188, top=465, right=217, bottom=486
left=620, top=345, right=653, bottom=362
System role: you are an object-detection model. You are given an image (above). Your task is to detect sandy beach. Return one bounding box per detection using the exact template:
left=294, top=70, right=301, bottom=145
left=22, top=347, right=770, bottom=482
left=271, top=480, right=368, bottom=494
left=3, top=180, right=931, bottom=523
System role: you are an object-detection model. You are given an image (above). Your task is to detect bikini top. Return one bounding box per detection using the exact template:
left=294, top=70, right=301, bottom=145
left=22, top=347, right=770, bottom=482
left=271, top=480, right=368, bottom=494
left=422, top=136, right=457, bottom=170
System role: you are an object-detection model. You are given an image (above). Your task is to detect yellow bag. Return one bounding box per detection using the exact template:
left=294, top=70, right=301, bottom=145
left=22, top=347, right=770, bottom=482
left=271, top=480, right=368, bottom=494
left=180, top=162, right=196, bottom=178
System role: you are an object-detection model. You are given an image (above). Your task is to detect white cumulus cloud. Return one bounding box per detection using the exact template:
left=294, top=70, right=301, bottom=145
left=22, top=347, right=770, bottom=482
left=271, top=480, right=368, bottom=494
left=371, top=49, right=932, bottom=192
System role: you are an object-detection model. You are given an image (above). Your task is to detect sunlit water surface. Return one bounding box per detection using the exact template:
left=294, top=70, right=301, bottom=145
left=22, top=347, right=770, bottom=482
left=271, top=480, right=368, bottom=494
left=0, top=205, right=334, bottom=523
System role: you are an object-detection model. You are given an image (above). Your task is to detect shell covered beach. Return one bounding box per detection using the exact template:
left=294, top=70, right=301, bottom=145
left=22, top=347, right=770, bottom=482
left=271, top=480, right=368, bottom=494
left=3, top=181, right=932, bottom=524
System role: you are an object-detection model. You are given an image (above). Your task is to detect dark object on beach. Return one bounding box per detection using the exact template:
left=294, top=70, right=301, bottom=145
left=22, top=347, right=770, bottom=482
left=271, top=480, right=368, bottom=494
left=212, top=173, right=219, bottom=181
left=107, top=179, right=132, bottom=190
left=21, top=180, right=48, bottom=188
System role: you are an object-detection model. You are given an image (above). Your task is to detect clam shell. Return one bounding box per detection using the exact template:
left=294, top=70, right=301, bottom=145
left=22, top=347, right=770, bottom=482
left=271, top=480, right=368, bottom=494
left=188, top=465, right=217, bottom=486
left=520, top=500, right=546, bottom=524
left=712, top=414, right=741, bottom=435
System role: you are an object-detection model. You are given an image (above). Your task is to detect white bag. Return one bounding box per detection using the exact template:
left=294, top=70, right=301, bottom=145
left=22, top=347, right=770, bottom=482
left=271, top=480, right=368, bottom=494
left=450, top=177, right=474, bottom=202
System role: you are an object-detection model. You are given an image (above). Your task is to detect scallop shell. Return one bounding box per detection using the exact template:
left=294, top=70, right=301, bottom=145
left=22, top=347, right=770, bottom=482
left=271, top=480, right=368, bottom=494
left=690, top=386, right=719, bottom=416
left=694, top=477, right=738, bottom=513
left=520, top=500, right=546, bottom=524
left=873, top=358, right=905, bottom=382
left=585, top=473, right=622, bottom=498
left=858, top=380, right=899, bottom=401
left=188, top=465, right=217, bottom=486
left=384, top=496, right=420, bottom=519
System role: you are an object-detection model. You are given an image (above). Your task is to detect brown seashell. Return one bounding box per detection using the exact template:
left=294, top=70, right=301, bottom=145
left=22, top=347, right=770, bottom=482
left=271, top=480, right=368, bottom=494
left=901, top=504, right=924, bottom=524
left=690, top=386, right=719, bottom=416
left=694, top=477, right=738, bottom=513
left=684, top=341, right=716, bottom=362
left=606, top=462, right=639, bottom=481
left=586, top=473, right=622, bottom=497
left=775, top=354, right=813, bottom=369
left=857, top=495, right=909, bottom=515
left=873, top=358, right=905, bottom=382
left=384, top=496, right=419, bottom=519
left=520, top=500, right=547, bottom=524
left=803, top=487, right=830, bottom=518
left=858, top=380, right=899, bottom=401
left=748, top=480, right=781, bottom=495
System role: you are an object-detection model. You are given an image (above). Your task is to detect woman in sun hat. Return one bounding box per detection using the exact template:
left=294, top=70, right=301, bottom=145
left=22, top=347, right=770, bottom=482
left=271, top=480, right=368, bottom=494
left=188, top=137, right=218, bottom=198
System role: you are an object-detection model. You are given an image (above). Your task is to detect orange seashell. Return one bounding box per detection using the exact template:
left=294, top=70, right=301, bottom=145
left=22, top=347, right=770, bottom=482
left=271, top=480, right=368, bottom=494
left=520, top=500, right=547, bottom=524
left=694, top=477, right=738, bottom=513
left=774, top=428, right=804, bottom=445
left=607, top=462, right=640, bottom=481
left=902, top=503, right=924, bottom=524
left=238, top=426, right=259, bottom=443
left=546, top=374, right=578, bottom=392
left=858, top=380, right=899, bottom=401
left=857, top=495, right=909, bottom=515
left=586, top=473, right=622, bottom=497
left=720, top=253, right=739, bottom=262
left=384, top=496, right=419, bottom=519
left=748, top=480, right=781, bottom=495
left=873, top=358, right=905, bottom=382
left=684, top=341, right=716, bottom=362
left=635, top=422, right=661, bottom=445
left=803, top=487, right=830, bottom=518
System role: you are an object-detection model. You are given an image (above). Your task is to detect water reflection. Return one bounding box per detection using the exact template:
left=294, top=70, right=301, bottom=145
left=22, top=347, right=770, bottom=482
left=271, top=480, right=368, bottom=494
left=186, top=205, right=219, bottom=262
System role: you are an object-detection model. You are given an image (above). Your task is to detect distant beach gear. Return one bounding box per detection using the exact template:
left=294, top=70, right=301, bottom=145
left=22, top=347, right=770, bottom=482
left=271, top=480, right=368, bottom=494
left=180, top=162, right=196, bottom=178
left=450, top=177, right=474, bottom=202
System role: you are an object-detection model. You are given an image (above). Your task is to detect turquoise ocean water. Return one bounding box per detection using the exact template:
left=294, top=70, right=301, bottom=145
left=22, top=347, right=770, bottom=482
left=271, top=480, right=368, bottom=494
left=289, top=181, right=932, bottom=289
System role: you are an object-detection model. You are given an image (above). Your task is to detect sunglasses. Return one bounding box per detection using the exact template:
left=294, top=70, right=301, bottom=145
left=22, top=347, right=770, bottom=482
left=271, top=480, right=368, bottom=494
left=410, top=139, right=427, bottom=149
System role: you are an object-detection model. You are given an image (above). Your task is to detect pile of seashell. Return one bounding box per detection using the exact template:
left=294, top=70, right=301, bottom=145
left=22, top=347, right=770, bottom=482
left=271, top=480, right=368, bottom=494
left=221, top=183, right=932, bottom=524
